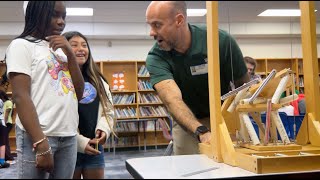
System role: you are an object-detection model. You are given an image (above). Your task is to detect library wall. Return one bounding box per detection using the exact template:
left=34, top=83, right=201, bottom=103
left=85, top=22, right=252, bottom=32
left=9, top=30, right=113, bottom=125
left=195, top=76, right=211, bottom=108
left=1, top=22, right=320, bottom=60
left=237, top=37, right=306, bottom=59
left=1, top=37, right=320, bottom=61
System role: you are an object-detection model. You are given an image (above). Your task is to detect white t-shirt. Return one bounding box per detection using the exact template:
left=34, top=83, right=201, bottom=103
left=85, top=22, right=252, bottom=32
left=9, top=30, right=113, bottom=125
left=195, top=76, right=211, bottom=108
left=6, top=38, right=79, bottom=136
left=0, top=99, right=4, bottom=126
left=278, top=105, right=294, bottom=116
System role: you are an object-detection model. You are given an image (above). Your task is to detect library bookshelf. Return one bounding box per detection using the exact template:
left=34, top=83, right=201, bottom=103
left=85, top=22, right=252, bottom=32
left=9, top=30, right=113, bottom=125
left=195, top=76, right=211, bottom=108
left=1, top=57, right=319, bottom=153
left=255, top=58, right=320, bottom=94
left=96, top=60, right=172, bottom=151
left=0, top=60, right=172, bottom=153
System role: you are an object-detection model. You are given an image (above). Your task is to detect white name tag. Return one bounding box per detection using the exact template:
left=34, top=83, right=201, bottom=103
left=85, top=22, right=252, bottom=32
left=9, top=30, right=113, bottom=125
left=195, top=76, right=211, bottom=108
left=190, top=63, right=208, bottom=75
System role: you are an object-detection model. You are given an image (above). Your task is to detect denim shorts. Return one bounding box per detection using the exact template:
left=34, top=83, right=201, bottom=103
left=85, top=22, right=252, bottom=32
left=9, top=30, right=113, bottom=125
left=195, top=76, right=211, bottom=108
left=15, top=125, right=77, bottom=179
left=75, top=144, right=105, bottom=169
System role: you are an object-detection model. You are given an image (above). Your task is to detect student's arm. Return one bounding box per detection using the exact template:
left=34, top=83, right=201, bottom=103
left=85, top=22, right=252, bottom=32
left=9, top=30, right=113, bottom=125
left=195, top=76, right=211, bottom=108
left=154, top=79, right=202, bottom=135
left=4, top=100, right=13, bottom=124
left=46, top=35, right=84, bottom=100
left=95, top=110, right=112, bottom=144
left=95, top=80, right=115, bottom=144
left=9, top=72, right=53, bottom=172
left=76, top=132, right=100, bottom=155
left=4, top=108, right=11, bottom=124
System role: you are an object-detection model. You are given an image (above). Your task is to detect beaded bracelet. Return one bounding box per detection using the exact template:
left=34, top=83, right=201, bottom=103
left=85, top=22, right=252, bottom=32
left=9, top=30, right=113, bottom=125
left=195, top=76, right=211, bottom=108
left=35, top=146, right=52, bottom=157
left=32, top=136, right=48, bottom=152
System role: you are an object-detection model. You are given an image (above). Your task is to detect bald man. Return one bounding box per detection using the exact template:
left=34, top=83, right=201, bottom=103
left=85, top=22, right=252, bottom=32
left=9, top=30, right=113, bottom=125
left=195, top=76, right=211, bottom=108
left=145, top=1, right=249, bottom=155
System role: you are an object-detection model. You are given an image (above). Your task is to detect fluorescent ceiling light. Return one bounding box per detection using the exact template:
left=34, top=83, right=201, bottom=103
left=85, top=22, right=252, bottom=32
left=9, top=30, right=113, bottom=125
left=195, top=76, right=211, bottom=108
left=67, top=8, right=93, bottom=16
left=23, top=1, right=28, bottom=15
left=187, top=9, right=207, bottom=17
left=23, top=2, right=94, bottom=16
left=258, top=9, right=317, bottom=17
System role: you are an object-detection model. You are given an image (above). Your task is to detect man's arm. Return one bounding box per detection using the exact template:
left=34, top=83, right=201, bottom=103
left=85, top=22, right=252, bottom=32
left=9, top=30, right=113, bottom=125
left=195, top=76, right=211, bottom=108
left=234, top=73, right=250, bottom=88
left=154, top=79, right=202, bottom=134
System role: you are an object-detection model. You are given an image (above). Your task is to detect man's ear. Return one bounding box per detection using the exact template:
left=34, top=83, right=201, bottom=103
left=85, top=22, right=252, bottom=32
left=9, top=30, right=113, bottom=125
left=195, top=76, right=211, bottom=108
left=175, top=13, right=185, bottom=26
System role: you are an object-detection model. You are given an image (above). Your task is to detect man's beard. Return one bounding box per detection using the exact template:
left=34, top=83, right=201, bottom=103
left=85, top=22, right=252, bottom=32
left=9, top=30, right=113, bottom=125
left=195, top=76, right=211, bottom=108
left=158, top=40, right=175, bottom=51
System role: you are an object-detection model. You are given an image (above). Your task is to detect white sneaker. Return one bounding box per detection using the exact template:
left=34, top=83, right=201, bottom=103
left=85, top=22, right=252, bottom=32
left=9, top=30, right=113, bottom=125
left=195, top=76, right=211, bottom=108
left=6, top=160, right=16, bottom=165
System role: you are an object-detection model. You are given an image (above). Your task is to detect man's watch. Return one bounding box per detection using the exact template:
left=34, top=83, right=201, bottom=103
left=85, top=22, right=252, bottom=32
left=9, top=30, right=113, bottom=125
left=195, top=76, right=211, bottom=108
left=194, top=125, right=210, bottom=142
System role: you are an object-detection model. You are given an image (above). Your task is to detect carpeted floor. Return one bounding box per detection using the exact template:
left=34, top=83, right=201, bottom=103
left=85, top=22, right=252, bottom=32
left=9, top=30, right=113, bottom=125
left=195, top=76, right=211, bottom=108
left=0, top=147, right=167, bottom=179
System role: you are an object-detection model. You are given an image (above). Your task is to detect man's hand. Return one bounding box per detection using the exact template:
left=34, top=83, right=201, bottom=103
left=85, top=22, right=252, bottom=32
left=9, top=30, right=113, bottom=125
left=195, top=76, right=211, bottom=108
left=199, top=132, right=211, bottom=144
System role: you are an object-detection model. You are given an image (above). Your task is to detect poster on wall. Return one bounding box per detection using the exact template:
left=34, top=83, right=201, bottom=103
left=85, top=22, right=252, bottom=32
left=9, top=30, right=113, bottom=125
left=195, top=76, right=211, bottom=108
left=112, top=72, right=125, bottom=90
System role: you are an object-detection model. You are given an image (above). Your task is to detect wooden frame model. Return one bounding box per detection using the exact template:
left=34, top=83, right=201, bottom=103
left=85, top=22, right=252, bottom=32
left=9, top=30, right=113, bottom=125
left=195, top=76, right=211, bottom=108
left=200, top=1, right=320, bottom=174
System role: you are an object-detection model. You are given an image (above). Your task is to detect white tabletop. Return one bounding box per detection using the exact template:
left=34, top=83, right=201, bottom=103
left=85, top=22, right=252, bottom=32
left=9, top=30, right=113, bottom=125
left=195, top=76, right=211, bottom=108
left=126, top=154, right=256, bottom=179
left=125, top=154, right=320, bottom=179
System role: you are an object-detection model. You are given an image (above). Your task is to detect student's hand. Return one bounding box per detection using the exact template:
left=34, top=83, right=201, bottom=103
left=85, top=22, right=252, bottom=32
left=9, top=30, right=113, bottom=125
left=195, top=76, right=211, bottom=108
left=95, top=129, right=107, bottom=145
left=46, top=35, right=74, bottom=57
left=84, top=139, right=101, bottom=155
left=199, top=132, right=211, bottom=144
left=35, top=141, right=54, bottom=173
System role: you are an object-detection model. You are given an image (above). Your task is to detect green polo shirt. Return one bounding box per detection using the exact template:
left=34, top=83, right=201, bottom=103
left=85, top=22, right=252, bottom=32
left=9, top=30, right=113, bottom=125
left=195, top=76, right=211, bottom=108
left=146, top=24, right=247, bottom=119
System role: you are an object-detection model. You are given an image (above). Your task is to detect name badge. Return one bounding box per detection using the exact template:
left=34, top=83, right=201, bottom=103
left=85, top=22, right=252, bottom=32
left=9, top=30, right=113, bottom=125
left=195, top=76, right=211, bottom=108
left=190, top=63, right=208, bottom=75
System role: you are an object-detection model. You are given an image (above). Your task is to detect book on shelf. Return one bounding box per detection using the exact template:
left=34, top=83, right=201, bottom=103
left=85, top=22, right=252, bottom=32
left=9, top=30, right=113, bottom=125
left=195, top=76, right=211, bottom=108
left=113, top=93, right=136, bottom=104
left=138, top=79, right=153, bottom=90
left=111, top=136, right=139, bottom=147
left=116, top=122, right=138, bottom=132
left=115, top=118, right=168, bottom=132
left=139, top=106, right=168, bottom=117
left=138, top=65, right=150, bottom=76
left=114, top=107, right=136, bottom=119
left=138, top=120, right=161, bottom=131
left=299, top=76, right=304, bottom=87
left=138, top=93, right=162, bottom=103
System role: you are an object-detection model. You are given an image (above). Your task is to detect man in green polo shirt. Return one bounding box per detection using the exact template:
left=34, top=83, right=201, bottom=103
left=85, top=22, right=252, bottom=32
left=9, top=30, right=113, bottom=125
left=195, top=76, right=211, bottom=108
left=145, top=1, right=249, bottom=155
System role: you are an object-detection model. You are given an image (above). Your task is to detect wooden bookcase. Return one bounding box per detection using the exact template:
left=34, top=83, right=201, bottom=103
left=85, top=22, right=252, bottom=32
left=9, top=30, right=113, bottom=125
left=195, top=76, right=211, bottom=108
left=0, top=61, right=171, bottom=153
left=97, top=60, right=172, bottom=150
left=1, top=58, right=319, bottom=152
left=255, top=58, right=320, bottom=94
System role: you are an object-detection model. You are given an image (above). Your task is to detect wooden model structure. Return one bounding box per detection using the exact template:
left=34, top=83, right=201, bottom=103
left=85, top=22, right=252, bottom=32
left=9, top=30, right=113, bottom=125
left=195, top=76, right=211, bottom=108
left=200, top=1, right=320, bottom=174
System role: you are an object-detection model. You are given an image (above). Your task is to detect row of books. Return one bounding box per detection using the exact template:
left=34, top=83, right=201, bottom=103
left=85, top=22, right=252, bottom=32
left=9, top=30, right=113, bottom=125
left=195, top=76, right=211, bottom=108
left=138, top=93, right=162, bottom=103
left=112, top=92, right=162, bottom=104
left=106, top=136, right=139, bottom=147
left=139, top=106, right=168, bottom=117
left=115, top=107, right=169, bottom=118
left=113, top=93, right=135, bottom=104
left=138, top=65, right=150, bottom=76
left=115, top=107, right=136, bottom=118
left=115, top=120, right=163, bottom=132
left=299, top=76, right=304, bottom=87
left=138, top=80, right=153, bottom=90
left=298, top=76, right=320, bottom=87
